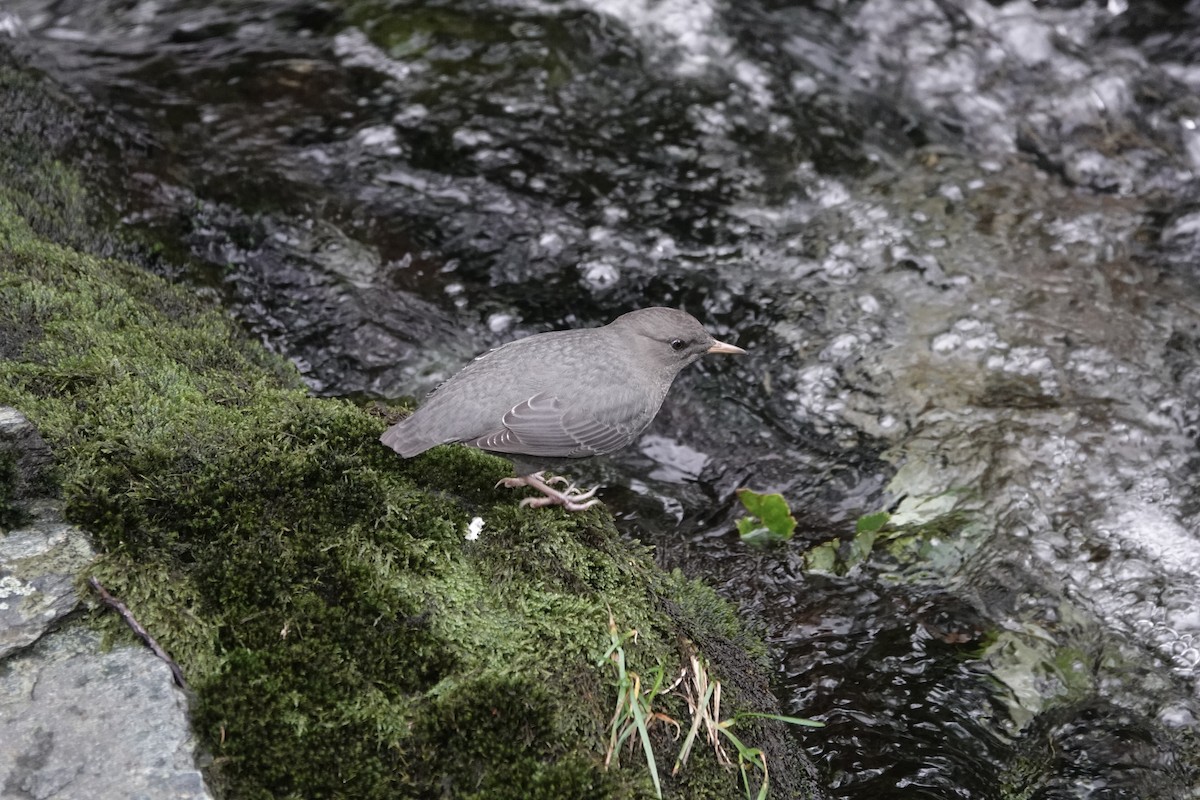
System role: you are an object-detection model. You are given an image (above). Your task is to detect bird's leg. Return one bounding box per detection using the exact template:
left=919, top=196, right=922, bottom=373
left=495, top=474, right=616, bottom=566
left=496, top=472, right=601, bottom=512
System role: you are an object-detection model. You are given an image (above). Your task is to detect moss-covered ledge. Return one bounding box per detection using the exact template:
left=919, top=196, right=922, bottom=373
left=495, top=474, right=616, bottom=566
left=0, top=181, right=818, bottom=796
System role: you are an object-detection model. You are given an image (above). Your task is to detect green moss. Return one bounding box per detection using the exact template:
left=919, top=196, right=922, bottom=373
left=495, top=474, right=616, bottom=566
left=0, top=65, right=105, bottom=251
left=409, top=673, right=629, bottom=800
left=0, top=121, right=813, bottom=796
left=659, top=568, right=768, bottom=665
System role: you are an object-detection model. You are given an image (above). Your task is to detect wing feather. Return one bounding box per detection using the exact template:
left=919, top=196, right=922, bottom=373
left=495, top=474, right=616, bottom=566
left=464, top=390, right=653, bottom=458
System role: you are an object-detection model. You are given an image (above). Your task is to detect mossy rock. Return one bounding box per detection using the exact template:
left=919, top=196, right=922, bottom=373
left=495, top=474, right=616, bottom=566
left=0, top=54, right=820, bottom=796
left=0, top=180, right=818, bottom=797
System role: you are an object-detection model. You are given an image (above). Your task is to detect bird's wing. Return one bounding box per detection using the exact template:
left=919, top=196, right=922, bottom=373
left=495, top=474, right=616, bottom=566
left=466, top=391, right=650, bottom=458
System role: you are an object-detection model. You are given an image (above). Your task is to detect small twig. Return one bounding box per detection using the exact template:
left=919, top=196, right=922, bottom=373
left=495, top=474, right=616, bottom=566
left=88, top=577, right=188, bottom=690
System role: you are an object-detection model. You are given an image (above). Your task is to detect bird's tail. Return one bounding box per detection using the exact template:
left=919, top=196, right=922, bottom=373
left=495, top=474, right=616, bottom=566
left=380, top=420, right=436, bottom=458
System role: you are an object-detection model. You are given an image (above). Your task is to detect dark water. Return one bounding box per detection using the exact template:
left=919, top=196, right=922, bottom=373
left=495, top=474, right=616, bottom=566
left=4, top=0, right=1200, bottom=796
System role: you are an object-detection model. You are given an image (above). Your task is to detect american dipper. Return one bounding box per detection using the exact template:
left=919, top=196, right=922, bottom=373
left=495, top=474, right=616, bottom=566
left=380, top=307, right=746, bottom=511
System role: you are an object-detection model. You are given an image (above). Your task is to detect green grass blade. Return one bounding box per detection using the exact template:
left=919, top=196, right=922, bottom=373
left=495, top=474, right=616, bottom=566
left=629, top=689, right=662, bottom=798
left=732, top=711, right=826, bottom=728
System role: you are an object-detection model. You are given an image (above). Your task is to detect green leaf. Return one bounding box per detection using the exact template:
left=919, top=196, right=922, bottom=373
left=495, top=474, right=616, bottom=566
left=855, top=511, right=890, bottom=534
left=735, top=517, right=766, bottom=538
left=845, top=526, right=878, bottom=569
left=803, top=540, right=838, bottom=573
left=736, top=523, right=773, bottom=544
left=843, top=511, right=891, bottom=569
left=735, top=489, right=797, bottom=542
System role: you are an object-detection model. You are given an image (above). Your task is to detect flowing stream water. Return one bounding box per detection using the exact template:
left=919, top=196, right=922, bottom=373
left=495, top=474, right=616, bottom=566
left=4, top=0, right=1200, bottom=796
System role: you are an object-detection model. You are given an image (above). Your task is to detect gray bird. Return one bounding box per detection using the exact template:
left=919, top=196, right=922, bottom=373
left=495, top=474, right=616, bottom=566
left=379, top=307, right=746, bottom=511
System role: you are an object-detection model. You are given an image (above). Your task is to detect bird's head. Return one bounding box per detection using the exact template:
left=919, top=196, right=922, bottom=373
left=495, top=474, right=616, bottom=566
left=609, top=307, right=746, bottom=375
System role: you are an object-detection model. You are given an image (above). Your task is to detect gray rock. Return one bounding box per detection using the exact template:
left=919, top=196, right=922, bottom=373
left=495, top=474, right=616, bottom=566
left=0, top=624, right=210, bottom=800
left=0, top=407, right=93, bottom=658
left=0, top=522, right=94, bottom=659
left=0, top=408, right=213, bottom=800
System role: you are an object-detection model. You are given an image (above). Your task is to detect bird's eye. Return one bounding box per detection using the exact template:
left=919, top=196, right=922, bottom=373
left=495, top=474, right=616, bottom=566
left=670, top=338, right=685, bottom=351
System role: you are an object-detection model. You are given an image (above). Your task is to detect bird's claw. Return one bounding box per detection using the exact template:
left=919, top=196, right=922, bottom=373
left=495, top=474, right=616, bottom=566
left=495, top=476, right=528, bottom=489
left=498, top=471, right=602, bottom=512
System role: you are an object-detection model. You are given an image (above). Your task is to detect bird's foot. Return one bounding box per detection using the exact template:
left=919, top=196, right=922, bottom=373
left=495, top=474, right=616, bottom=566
left=518, top=482, right=600, bottom=511
left=500, top=472, right=602, bottom=512
left=520, top=494, right=604, bottom=513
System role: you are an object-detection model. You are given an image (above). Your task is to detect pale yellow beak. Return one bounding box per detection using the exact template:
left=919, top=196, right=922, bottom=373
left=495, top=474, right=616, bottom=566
left=707, top=339, right=747, bottom=355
